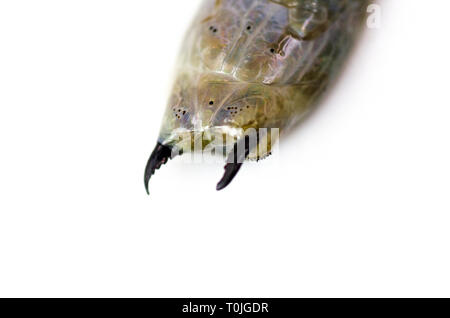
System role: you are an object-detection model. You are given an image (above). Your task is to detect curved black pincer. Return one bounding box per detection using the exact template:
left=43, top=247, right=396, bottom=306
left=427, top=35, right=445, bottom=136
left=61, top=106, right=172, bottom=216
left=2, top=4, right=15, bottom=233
left=144, top=143, right=173, bottom=195
left=216, top=135, right=251, bottom=191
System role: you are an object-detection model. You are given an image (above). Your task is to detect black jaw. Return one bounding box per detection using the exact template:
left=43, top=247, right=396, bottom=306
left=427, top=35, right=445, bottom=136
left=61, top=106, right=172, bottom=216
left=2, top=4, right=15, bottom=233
left=216, top=135, right=251, bottom=191
left=145, top=136, right=253, bottom=195
left=144, top=143, right=173, bottom=195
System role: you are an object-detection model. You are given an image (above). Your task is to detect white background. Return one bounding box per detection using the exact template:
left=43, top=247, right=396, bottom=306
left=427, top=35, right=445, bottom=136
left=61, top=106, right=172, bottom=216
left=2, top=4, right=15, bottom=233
left=0, top=0, right=449, bottom=297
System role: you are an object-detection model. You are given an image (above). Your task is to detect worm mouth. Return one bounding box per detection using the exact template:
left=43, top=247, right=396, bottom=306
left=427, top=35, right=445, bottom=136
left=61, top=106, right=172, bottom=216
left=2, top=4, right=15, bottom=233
left=144, top=125, right=274, bottom=195
left=145, top=121, right=284, bottom=196
left=144, top=135, right=252, bottom=195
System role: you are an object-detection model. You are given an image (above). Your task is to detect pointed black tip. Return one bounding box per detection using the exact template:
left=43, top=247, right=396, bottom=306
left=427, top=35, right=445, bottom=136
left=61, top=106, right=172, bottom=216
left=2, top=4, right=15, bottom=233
left=144, top=143, right=173, bottom=195
left=216, top=135, right=252, bottom=191
left=216, top=162, right=244, bottom=191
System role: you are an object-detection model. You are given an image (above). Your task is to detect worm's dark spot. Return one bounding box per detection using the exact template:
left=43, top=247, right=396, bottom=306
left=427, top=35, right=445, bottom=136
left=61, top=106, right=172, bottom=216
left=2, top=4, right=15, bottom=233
left=247, top=25, right=252, bottom=31
left=209, top=101, right=214, bottom=105
left=270, top=48, right=275, bottom=54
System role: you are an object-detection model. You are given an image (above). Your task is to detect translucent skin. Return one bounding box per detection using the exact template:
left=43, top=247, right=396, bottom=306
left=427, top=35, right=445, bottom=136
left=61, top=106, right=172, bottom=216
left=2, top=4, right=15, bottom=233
left=158, top=0, right=368, bottom=157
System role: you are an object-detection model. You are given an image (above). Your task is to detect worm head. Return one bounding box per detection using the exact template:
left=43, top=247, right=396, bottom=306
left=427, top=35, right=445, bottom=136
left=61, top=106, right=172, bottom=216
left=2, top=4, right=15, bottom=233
left=145, top=72, right=282, bottom=194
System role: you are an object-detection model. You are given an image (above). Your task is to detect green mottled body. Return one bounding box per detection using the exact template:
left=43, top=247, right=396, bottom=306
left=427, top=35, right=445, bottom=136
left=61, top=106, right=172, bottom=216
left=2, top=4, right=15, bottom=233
left=144, top=0, right=369, bottom=194
left=157, top=0, right=368, bottom=159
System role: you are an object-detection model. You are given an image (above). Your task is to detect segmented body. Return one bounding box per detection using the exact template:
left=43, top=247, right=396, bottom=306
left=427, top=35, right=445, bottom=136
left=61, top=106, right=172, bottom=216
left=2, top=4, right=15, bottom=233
left=145, top=0, right=368, bottom=193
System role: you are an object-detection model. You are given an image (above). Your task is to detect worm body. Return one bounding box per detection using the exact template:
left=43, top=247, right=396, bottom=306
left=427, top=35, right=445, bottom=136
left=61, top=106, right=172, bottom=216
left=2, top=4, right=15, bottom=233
left=145, top=0, right=368, bottom=194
